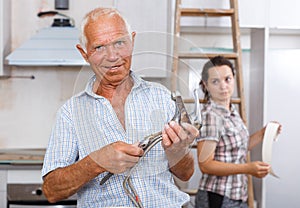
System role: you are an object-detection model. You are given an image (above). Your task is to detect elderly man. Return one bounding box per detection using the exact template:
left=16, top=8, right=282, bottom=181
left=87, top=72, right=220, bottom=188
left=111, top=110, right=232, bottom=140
left=42, top=7, right=198, bottom=207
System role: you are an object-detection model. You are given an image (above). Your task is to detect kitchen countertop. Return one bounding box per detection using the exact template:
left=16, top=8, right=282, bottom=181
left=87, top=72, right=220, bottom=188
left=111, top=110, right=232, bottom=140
left=0, top=148, right=45, bottom=168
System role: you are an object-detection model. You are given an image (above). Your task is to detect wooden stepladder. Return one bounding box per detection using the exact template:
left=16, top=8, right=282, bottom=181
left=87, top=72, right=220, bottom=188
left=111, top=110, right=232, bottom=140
left=171, top=0, right=254, bottom=207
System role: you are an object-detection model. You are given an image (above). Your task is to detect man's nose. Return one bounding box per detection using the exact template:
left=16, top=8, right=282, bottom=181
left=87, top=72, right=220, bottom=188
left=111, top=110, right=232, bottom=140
left=105, top=44, right=118, bottom=60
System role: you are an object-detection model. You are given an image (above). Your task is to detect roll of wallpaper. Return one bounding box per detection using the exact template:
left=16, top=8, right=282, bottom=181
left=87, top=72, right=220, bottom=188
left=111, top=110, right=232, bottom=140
left=262, top=122, right=280, bottom=178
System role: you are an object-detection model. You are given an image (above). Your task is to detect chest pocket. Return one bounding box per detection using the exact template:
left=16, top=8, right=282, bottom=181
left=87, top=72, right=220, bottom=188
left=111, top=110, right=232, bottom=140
left=217, top=126, right=243, bottom=149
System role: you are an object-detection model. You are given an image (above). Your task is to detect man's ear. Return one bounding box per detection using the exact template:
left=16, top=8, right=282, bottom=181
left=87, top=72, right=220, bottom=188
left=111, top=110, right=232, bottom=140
left=131, top=31, right=136, bottom=47
left=76, top=44, right=89, bottom=62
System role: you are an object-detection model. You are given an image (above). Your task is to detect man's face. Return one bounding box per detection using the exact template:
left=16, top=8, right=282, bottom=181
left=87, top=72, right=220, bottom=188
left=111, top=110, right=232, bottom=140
left=81, top=15, right=135, bottom=85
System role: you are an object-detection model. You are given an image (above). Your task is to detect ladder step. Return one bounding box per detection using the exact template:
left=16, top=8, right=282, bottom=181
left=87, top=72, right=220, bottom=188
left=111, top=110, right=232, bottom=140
left=180, top=8, right=234, bottom=17
left=178, top=52, right=238, bottom=59
left=184, top=98, right=241, bottom=104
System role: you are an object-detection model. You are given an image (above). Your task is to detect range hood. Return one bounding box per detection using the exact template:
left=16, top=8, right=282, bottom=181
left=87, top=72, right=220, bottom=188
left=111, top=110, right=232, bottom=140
left=5, top=27, right=87, bottom=66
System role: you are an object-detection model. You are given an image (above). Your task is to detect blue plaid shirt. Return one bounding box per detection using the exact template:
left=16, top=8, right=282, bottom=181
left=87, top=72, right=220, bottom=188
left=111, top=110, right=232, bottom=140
left=196, top=101, right=249, bottom=202
left=42, top=72, right=190, bottom=207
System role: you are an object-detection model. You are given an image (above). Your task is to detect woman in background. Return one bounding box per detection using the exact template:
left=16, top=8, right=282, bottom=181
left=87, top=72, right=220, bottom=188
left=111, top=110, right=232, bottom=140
left=195, top=56, right=281, bottom=208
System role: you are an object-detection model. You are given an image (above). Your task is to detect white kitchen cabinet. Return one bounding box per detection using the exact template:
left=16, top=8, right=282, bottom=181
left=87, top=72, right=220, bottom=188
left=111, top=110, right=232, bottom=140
left=269, top=0, right=300, bottom=28
left=0, top=170, right=7, bottom=208
left=0, top=0, right=11, bottom=76
left=115, top=0, right=172, bottom=78
left=181, top=0, right=300, bottom=29
left=180, top=0, right=268, bottom=28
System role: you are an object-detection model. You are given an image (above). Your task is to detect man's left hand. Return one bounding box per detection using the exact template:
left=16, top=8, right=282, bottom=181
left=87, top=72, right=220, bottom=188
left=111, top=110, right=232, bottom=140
left=162, top=121, right=199, bottom=167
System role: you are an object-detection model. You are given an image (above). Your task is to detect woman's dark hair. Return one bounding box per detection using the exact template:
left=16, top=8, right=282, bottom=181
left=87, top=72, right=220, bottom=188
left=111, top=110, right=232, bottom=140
left=200, top=56, right=235, bottom=100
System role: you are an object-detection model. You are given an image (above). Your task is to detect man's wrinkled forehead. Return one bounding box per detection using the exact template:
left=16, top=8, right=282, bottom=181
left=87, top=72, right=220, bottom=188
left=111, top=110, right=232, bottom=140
left=87, top=24, right=129, bottom=46
left=88, top=14, right=128, bottom=33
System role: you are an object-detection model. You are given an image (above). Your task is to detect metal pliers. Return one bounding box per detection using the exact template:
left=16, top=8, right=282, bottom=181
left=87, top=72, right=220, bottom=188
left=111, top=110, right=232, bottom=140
left=137, top=89, right=201, bottom=153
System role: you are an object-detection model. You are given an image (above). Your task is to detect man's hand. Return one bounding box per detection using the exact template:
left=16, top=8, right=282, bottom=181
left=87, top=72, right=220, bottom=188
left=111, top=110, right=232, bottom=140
left=89, top=141, right=144, bottom=174
left=162, top=121, right=199, bottom=168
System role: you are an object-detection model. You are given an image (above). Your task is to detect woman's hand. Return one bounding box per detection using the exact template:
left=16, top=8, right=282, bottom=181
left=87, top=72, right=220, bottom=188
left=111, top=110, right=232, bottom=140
left=247, top=161, right=271, bottom=178
left=269, top=121, right=282, bottom=135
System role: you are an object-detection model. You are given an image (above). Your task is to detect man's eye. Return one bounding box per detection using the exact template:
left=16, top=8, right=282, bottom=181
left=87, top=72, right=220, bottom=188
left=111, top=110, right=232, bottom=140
left=115, top=40, right=125, bottom=47
left=95, top=45, right=104, bottom=51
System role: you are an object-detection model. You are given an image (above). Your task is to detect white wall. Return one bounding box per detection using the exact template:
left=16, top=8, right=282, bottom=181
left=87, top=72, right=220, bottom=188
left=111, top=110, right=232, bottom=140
left=0, top=65, right=92, bottom=148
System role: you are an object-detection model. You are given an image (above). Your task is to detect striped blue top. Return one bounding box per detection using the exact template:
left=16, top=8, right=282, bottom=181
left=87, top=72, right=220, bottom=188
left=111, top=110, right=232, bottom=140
left=42, top=72, right=190, bottom=207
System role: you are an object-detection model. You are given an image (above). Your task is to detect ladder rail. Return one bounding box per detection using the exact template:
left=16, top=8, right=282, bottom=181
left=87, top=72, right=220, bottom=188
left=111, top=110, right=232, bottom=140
left=230, top=0, right=247, bottom=123
left=171, top=0, right=182, bottom=91
left=229, top=1, right=254, bottom=206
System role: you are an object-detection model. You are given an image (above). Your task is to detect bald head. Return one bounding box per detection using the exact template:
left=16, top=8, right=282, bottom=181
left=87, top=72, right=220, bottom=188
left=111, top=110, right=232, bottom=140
left=79, top=8, right=132, bottom=49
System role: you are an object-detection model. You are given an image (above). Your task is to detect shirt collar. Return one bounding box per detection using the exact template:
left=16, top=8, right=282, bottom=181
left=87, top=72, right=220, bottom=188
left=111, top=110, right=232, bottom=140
left=78, top=71, right=145, bottom=99
left=208, top=100, right=238, bottom=118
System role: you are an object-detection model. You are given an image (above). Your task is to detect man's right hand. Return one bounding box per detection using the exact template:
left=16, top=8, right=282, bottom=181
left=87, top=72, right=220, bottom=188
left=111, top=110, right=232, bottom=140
left=89, top=141, right=144, bottom=174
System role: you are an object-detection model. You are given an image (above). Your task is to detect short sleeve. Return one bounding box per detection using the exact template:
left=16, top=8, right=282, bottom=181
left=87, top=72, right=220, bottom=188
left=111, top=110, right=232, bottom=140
left=197, top=110, right=223, bottom=143
left=41, top=102, right=79, bottom=178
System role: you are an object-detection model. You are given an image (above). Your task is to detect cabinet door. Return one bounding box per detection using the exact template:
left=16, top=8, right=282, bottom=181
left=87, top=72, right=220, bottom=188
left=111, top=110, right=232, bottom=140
left=180, top=0, right=268, bottom=28
left=269, top=0, right=300, bottom=28
left=116, top=0, right=170, bottom=78
left=0, top=0, right=11, bottom=75
left=239, top=0, right=268, bottom=27
left=180, top=0, right=300, bottom=28
left=0, top=170, right=7, bottom=207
